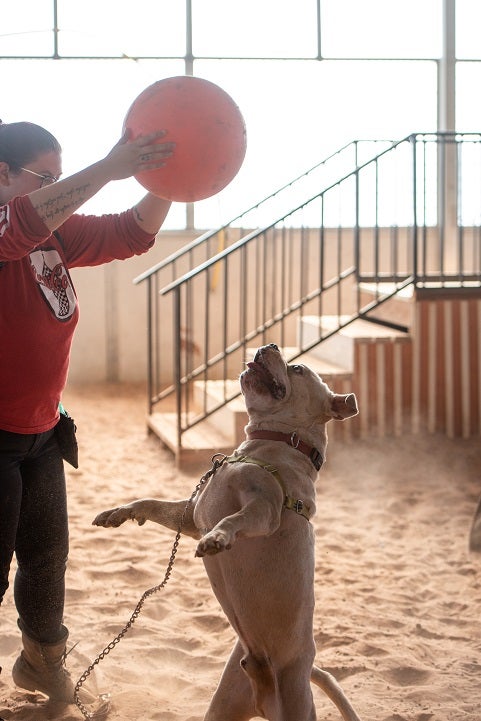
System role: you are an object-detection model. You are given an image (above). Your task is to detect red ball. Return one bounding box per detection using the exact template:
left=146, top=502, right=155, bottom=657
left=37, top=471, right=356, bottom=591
left=123, top=76, right=247, bottom=202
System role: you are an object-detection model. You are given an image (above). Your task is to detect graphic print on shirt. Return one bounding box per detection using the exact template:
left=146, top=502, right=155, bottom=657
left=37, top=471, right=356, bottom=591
left=29, top=248, right=77, bottom=320
left=0, top=204, right=10, bottom=238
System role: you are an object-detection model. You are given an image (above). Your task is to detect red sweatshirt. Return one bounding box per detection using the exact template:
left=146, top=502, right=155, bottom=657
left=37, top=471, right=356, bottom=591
left=0, top=194, right=156, bottom=434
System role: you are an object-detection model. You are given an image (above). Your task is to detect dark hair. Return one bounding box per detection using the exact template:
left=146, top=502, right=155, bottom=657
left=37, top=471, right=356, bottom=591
left=0, top=120, right=61, bottom=171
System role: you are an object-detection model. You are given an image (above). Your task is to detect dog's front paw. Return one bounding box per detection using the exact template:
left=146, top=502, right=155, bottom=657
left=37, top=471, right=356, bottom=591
left=92, top=504, right=147, bottom=528
left=195, top=529, right=233, bottom=557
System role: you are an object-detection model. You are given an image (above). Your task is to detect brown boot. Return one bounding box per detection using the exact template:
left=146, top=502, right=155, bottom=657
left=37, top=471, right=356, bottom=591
left=12, top=626, right=96, bottom=704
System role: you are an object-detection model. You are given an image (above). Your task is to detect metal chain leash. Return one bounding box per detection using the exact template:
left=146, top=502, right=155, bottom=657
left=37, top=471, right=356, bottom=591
left=74, top=453, right=227, bottom=720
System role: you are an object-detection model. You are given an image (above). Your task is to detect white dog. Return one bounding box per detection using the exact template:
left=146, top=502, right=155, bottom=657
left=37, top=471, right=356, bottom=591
left=94, top=344, right=361, bottom=721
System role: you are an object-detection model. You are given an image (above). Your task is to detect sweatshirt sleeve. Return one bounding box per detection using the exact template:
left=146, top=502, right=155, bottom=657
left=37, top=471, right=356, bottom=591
left=54, top=209, right=156, bottom=268
left=0, top=195, right=52, bottom=261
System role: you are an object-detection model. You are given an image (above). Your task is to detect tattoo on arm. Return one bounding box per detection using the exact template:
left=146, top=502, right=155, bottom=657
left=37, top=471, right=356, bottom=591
left=133, top=206, right=145, bottom=223
left=31, top=183, right=91, bottom=224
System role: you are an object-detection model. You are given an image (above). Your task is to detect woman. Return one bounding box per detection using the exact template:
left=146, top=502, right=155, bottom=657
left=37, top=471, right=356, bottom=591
left=0, top=120, right=175, bottom=703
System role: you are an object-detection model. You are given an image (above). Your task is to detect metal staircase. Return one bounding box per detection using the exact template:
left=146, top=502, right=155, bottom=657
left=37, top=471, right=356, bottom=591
left=133, top=132, right=481, bottom=466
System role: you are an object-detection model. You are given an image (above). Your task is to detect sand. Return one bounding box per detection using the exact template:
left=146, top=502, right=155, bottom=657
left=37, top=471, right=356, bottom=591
left=1, top=382, right=481, bottom=721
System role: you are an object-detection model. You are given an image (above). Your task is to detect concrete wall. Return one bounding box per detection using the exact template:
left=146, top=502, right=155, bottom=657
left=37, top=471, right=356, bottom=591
left=67, top=230, right=196, bottom=384
left=67, top=224, right=473, bottom=386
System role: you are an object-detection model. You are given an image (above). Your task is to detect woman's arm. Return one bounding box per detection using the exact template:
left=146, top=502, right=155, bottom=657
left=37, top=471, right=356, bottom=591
left=132, top=193, right=172, bottom=234
left=28, top=130, right=174, bottom=232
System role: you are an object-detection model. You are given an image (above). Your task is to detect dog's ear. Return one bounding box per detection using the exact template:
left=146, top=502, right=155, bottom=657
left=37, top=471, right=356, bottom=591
left=329, top=392, right=358, bottom=421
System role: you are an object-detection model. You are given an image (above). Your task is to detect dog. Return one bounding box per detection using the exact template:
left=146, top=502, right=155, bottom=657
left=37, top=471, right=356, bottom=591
left=93, top=343, right=361, bottom=721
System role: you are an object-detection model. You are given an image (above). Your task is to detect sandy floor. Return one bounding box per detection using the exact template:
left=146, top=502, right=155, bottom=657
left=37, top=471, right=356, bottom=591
left=1, top=382, right=481, bottom=721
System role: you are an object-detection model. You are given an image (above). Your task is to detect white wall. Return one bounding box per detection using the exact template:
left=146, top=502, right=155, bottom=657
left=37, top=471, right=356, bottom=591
left=67, top=231, right=196, bottom=384
left=66, top=224, right=464, bottom=386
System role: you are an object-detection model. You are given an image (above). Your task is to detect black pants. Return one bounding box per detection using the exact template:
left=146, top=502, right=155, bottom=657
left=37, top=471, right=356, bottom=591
left=0, top=428, right=69, bottom=644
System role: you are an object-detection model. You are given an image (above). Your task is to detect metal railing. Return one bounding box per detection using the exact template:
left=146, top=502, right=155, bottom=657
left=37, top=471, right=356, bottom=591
left=134, top=132, right=481, bottom=448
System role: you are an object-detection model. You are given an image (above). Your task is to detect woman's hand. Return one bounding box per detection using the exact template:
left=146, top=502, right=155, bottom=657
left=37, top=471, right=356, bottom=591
left=102, top=129, right=175, bottom=180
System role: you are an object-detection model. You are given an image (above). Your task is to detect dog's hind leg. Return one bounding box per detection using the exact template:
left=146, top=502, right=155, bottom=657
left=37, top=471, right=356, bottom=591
left=204, top=640, right=256, bottom=721
left=311, top=666, right=362, bottom=721
left=262, top=660, right=315, bottom=721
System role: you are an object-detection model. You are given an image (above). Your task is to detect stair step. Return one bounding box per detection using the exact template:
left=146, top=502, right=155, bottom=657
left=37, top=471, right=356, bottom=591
left=358, top=282, right=414, bottom=328
left=359, top=282, right=414, bottom=301
left=149, top=320, right=412, bottom=467
left=299, top=316, right=410, bottom=371
left=193, top=380, right=247, bottom=444
left=316, top=316, right=410, bottom=338
left=147, top=411, right=235, bottom=469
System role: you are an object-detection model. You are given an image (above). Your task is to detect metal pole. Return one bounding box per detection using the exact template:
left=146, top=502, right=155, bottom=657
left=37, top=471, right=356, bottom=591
left=412, top=135, right=418, bottom=284
left=173, top=289, right=182, bottom=449
left=438, top=0, right=456, bottom=235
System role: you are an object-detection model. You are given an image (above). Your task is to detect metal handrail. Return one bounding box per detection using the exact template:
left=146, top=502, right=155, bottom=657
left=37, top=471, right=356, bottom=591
left=136, top=132, right=481, bottom=448
left=133, top=138, right=394, bottom=286
left=157, top=136, right=410, bottom=296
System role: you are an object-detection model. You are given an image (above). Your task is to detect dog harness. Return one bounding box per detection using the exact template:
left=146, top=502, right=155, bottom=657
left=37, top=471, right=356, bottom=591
left=223, top=454, right=311, bottom=521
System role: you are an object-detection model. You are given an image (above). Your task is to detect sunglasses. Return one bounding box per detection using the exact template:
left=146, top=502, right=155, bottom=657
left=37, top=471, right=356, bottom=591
left=20, top=166, right=60, bottom=187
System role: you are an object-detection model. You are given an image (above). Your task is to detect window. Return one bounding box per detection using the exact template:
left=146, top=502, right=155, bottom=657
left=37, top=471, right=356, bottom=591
left=0, top=0, right=53, bottom=56
left=0, top=0, right=472, bottom=229
left=320, top=0, right=442, bottom=59
left=192, top=0, right=318, bottom=58
left=56, top=0, right=186, bottom=57
left=456, top=0, right=481, bottom=60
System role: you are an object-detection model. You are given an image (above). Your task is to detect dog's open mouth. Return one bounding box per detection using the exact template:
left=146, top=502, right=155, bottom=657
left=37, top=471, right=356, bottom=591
left=246, top=357, right=286, bottom=400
